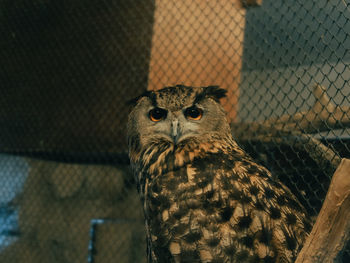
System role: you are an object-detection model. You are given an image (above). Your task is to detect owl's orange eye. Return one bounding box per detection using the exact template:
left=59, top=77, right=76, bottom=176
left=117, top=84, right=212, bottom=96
left=184, top=106, right=203, bottom=120
left=149, top=107, right=167, bottom=122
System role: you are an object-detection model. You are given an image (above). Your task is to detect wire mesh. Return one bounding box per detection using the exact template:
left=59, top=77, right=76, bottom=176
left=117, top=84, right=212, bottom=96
left=0, top=0, right=349, bottom=262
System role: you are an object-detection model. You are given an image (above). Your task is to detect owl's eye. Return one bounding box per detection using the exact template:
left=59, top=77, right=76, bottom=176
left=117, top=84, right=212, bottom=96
left=184, top=106, right=203, bottom=121
left=149, top=107, right=167, bottom=122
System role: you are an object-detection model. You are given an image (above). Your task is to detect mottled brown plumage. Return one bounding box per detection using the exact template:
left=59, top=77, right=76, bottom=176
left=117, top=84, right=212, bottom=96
left=127, top=85, right=311, bottom=263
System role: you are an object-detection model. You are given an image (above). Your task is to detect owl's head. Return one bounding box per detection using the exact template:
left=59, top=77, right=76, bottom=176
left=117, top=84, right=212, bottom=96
left=127, top=85, right=231, bottom=148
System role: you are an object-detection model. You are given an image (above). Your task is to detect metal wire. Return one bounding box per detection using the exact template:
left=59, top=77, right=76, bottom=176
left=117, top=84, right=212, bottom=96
left=0, top=0, right=349, bottom=262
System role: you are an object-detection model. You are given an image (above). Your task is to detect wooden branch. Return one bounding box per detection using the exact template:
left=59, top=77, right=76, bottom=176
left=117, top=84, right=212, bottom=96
left=231, top=124, right=342, bottom=174
left=269, top=132, right=341, bottom=174
left=230, top=84, right=347, bottom=173
left=295, top=158, right=350, bottom=263
left=292, top=134, right=341, bottom=173
left=266, top=84, right=350, bottom=133
left=232, top=84, right=350, bottom=136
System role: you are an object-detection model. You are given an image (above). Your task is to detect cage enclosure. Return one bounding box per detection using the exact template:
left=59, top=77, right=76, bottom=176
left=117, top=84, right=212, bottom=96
left=0, top=0, right=349, bottom=262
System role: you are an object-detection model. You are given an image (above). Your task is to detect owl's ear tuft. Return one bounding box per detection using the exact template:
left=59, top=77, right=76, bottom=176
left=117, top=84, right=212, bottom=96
left=194, top=86, right=227, bottom=103
left=127, top=90, right=157, bottom=107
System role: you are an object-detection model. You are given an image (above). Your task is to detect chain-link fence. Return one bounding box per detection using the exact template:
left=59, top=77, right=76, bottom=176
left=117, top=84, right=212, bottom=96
left=0, top=0, right=349, bottom=262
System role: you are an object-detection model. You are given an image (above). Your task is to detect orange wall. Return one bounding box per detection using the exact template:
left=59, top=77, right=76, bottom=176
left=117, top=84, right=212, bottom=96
left=148, top=0, right=247, bottom=122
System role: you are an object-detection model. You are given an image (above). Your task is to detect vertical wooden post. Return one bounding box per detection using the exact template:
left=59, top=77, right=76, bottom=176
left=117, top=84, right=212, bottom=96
left=148, top=0, right=248, bottom=122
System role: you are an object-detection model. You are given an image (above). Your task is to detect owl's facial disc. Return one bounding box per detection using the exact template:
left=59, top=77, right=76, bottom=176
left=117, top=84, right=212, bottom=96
left=128, top=86, right=231, bottom=149
left=148, top=106, right=202, bottom=145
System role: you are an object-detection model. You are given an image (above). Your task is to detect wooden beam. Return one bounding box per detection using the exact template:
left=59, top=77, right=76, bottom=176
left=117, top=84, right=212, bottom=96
left=295, top=158, right=350, bottom=263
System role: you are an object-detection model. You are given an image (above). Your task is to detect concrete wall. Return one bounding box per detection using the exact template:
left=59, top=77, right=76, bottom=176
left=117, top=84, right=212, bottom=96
left=0, top=157, right=145, bottom=263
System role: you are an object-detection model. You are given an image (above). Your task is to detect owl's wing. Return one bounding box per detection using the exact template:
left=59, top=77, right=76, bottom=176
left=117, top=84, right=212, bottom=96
left=145, top=151, right=311, bottom=263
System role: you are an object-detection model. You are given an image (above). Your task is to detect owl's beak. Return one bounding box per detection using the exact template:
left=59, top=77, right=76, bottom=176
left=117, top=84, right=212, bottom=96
left=171, top=119, right=181, bottom=144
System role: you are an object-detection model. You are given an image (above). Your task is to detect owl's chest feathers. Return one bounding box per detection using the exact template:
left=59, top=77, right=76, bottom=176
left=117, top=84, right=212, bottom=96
left=141, top=141, right=243, bottom=221
left=136, top=136, right=237, bottom=198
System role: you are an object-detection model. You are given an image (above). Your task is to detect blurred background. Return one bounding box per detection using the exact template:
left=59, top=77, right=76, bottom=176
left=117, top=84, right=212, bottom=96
left=0, top=0, right=349, bottom=262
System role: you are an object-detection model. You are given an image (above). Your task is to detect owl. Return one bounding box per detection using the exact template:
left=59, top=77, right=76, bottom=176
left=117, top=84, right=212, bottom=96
left=127, top=85, right=311, bottom=263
